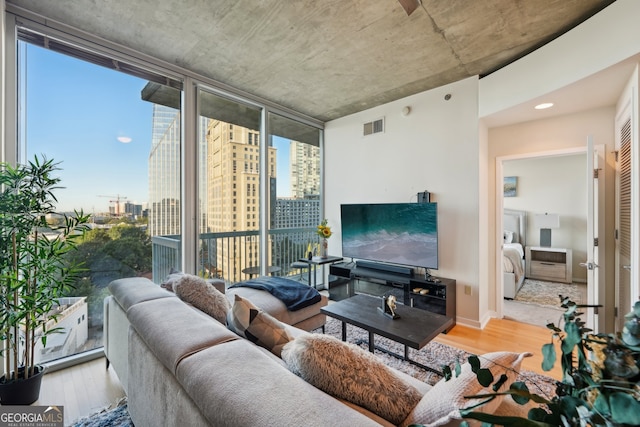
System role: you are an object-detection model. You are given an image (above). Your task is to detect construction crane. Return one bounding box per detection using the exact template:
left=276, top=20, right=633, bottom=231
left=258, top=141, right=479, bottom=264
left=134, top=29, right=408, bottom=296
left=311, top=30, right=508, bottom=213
left=97, top=194, right=128, bottom=216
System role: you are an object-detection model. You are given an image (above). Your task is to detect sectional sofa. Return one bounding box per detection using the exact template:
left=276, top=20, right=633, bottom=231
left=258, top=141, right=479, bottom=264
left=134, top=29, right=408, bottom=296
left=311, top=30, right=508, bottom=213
left=103, top=276, right=531, bottom=426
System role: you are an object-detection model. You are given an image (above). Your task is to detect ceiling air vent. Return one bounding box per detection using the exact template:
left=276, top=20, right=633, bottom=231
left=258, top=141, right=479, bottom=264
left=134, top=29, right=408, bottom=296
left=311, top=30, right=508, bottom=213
left=363, top=118, right=384, bottom=136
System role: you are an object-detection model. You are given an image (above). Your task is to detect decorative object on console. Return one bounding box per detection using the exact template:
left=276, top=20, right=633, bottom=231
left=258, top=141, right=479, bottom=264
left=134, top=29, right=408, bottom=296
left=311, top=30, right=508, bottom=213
left=316, top=219, right=332, bottom=258
left=379, top=295, right=400, bottom=319
left=535, top=212, right=560, bottom=247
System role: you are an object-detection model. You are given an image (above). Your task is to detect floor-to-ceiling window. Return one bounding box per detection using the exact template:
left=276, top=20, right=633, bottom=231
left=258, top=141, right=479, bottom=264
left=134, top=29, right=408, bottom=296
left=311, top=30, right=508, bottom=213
left=4, top=9, right=324, bottom=368
left=196, top=89, right=264, bottom=282
left=267, top=113, right=322, bottom=281
left=15, top=33, right=182, bottom=365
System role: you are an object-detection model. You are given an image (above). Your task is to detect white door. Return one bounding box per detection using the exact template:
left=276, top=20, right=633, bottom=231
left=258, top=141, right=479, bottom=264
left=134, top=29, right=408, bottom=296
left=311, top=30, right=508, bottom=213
left=583, top=137, right=604, bottom=332
left=615, top=102, right=637, bottom=330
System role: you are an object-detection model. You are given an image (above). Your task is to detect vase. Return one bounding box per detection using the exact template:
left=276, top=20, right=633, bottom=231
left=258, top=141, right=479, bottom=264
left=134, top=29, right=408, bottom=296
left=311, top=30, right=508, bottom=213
left=321, top=238, right=328, bottom=258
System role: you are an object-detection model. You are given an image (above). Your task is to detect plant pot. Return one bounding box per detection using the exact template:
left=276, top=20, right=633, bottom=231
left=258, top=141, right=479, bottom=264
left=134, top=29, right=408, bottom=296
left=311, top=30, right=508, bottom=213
left=0, top=365, right=46, bottom=405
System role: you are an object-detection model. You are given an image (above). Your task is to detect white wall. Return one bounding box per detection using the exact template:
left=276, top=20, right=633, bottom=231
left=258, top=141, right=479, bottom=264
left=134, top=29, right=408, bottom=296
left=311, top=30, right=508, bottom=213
left=480, top=0, right=640, bottom=118
left=503, top=154, right=588, bottom=282
left=325, top=76, right=483, bottom=327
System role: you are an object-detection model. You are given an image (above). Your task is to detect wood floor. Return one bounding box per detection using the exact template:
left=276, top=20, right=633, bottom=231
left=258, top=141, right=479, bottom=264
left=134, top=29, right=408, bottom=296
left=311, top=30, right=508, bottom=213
left=34, top=317, right=560, bottom=425
left=35, top=357, right=125, bottom=426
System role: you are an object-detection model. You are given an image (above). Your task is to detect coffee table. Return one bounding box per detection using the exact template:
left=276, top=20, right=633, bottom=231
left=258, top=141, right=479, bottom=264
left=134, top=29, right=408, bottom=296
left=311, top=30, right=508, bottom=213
left=321, top=294, right=454, bottom=374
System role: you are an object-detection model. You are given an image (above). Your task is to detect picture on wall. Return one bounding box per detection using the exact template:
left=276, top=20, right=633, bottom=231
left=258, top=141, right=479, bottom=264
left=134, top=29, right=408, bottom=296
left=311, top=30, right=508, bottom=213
left=504, top=176, right=517, bottom=197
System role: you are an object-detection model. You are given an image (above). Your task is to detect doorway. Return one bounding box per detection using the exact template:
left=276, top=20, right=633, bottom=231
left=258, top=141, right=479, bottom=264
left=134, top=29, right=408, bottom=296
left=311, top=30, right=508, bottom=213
left=499, top=151, right=589, bottom=328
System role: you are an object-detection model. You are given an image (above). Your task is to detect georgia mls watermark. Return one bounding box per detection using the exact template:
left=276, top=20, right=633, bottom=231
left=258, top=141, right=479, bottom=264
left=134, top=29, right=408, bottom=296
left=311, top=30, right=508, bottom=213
left=0, top=406, right=63, bottom=427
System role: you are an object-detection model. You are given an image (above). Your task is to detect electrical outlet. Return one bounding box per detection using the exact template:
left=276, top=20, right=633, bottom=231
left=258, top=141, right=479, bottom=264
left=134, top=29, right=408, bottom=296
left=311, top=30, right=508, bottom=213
left=464, top=285, right=472, bottom=295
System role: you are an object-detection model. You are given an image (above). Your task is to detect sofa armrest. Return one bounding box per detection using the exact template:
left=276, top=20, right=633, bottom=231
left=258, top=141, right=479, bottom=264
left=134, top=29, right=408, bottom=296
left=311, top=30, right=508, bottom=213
left=103, top=295, right=132, bottom=393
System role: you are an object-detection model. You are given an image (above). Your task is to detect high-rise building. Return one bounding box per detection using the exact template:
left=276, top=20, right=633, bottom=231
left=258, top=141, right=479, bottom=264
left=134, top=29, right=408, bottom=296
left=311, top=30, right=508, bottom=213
left=148, top=104, right=181, bottom=237
left=290, top=140, right=320, bottom=198
left=206, top=120, right=276, bottom=276
left=273, top=197, right=320, bottom=229
left=148, top=104, right=209, bottom=237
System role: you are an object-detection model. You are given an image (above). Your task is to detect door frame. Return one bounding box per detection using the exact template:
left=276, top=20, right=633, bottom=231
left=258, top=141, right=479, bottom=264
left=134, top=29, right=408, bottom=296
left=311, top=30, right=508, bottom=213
left=495, top=147, right=593, bottom=322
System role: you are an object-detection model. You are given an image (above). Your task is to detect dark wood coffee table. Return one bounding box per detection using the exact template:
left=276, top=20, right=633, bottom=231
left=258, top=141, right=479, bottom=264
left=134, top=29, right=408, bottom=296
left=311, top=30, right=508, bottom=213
left=321, top=294, right=454, bottom=374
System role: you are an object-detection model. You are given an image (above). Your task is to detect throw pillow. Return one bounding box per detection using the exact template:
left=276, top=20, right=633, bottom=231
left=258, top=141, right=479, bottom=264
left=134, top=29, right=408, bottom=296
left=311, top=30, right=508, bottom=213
left=160, top=268, right=184, bottom=292
left=173, top=274, right=230, bottom=325
left=227, top=294, right=294, bottom=357
left=281, top=333, right=422, bottom=425
left=401, top=351, right=532, bottom=427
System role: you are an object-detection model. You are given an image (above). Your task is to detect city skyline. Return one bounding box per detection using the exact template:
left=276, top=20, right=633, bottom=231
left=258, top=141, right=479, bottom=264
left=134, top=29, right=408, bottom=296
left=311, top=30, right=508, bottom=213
left=21, top=42, right=294, bottom=214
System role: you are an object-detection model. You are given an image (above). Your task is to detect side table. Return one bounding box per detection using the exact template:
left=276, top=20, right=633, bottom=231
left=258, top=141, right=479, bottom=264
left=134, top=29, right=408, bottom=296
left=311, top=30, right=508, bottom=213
left=299, top=255, right=343, bottom=289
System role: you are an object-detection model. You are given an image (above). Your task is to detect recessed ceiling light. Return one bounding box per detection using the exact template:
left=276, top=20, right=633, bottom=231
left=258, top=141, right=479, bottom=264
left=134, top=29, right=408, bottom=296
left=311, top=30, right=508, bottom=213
left=534, top=102, right=554, bottom=110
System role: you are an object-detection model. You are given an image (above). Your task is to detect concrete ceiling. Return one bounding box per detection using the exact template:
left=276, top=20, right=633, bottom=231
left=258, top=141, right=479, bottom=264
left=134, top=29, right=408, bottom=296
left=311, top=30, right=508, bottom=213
left=7, top=0, right=616, bottom=123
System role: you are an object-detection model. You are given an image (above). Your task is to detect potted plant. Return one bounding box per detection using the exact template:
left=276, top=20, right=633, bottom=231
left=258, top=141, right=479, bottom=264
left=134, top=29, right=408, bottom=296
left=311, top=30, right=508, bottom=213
left=442, top=297, right=640, bottom=426
left=0, top=155, right=90, bottom=405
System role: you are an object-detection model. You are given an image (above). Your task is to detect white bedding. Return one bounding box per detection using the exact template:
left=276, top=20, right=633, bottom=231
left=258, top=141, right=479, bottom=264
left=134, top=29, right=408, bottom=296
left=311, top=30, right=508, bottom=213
left=503, top=243, right=524, bottom=282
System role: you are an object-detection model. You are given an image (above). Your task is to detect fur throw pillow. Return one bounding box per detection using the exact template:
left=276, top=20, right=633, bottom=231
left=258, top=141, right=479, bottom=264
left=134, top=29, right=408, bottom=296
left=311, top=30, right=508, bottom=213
left=281, top=333, right=422, bottom=425
left=173, top=274, right=230, bottom=325
left=401, top=351, right=532, bottom=427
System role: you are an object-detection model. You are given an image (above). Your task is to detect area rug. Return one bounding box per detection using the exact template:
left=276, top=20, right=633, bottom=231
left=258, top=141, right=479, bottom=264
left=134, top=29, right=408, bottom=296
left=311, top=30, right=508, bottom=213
left=71, top=398, right=132, bottom=427
left=319, top=317, right=557, bottom=399
left=514, top=279, right=585, bottom=308
left=504, top=299, right=565, bottom=328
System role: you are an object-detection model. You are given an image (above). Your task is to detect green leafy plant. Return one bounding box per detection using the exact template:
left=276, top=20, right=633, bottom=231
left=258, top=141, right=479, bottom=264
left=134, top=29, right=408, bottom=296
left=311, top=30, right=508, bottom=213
left=446, top=297, right=640, bottom=426
left=0, top=155, right=90, bottom=382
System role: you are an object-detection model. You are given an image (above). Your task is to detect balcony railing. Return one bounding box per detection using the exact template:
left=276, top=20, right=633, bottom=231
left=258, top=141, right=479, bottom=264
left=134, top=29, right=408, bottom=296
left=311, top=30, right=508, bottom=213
left=152, top=227, right=323, bottom=286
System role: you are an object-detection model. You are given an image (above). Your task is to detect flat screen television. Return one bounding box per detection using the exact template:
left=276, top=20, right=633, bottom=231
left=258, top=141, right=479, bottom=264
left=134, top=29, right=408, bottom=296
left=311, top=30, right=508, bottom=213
left=340, top=203, right=438, bottom=270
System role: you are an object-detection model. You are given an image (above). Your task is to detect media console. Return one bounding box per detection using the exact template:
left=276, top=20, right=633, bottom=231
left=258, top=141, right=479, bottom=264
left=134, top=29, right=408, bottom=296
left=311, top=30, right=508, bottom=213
left=328, top=261, right=456, bottom=332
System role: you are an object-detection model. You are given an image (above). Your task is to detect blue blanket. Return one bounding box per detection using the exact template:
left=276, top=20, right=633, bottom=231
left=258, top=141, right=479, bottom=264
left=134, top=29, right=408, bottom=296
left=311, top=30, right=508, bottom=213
left=229, top=276, right=321, bottom=311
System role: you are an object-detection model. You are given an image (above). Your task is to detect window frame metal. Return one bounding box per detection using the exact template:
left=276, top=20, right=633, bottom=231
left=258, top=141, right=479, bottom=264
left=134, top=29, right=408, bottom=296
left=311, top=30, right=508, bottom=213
left=3, top=5, right=324, bottom=370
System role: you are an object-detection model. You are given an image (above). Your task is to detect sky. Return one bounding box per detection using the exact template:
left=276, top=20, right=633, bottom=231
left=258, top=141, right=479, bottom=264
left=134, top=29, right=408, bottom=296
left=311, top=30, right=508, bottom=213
left=22, top=43, right=291, bottom=214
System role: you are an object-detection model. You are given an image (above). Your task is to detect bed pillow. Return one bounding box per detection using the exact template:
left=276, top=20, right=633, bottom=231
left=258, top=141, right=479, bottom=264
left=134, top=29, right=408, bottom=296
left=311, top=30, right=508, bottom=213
left=503, top=230, right=514, bottom=244
left=227, top=294, right=294, bottom=357
left=401, top=351, right=532, bottom=427
left=173, top=274, right=230, bottom=325
left=281, top=333, right=422, bottom=425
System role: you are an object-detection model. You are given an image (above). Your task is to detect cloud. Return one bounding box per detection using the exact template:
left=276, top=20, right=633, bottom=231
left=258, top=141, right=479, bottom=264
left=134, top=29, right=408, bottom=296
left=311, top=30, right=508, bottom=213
left=117, top=136, right=132, bottom=143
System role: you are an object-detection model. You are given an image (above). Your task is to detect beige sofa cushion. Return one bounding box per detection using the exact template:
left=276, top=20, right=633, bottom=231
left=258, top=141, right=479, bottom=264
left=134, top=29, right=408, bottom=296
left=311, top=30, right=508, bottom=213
left=127, top=297, right=239, bottom=374
left=108, top=277, right=175, bottom=311
left=176, top=339, right=382, bottom=426
left=401, top=351, right=532, bottom=427
left=281, top=333, right=422, bottom=425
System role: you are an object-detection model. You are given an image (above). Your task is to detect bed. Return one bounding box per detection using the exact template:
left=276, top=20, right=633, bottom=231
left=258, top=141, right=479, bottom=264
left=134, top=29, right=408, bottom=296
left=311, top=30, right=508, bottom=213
left=503, top=209, right=526, bottom=299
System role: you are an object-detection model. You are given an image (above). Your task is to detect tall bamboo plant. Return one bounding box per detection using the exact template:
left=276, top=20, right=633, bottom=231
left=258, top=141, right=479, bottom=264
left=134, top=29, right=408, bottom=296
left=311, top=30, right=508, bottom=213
left=0, top=155, right=89, bottom=381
